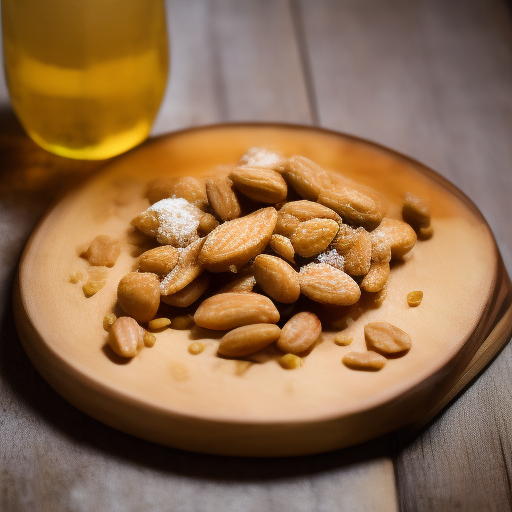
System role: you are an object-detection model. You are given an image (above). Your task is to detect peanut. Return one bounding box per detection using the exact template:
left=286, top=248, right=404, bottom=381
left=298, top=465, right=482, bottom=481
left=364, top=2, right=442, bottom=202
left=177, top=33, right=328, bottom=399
left=137, top=246, right=179, bottom=276
left=218, top=324, right=281, bottom=357
left=364, top=322, right=411, bottom=355
left=277, top=312, right=322, bottom=354
left=117, top=272, right=160, bottom=323
left=162, top=273, right=210, bottom=307
left=194, top=292, right=280, bottom=330
left=334, top=334, right=353, bottom=346
left=374, top=218, right=417, bottom=259
left=342, top=351, right=387, bottom=371
left=108, top=317, right=144, bottom=358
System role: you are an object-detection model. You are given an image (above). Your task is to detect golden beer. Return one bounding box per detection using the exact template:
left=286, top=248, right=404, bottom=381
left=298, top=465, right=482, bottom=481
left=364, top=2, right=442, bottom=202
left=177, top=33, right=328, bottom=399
left=2, top=0, right=169, bottom=159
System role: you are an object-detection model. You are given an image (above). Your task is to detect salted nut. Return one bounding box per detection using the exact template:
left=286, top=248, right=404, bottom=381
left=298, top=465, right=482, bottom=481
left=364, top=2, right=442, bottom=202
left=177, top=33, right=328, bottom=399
left=97, top=148, right=430, bottom=365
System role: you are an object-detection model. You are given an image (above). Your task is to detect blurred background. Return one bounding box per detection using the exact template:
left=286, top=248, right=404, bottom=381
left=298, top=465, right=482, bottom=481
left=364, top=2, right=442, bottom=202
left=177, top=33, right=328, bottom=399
left=1, top=1, right=512, bottom=511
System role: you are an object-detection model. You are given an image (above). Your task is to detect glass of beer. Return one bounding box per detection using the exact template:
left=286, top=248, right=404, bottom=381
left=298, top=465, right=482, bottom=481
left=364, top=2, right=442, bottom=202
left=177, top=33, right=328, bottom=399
left=2, top=0, right=169, bottom=160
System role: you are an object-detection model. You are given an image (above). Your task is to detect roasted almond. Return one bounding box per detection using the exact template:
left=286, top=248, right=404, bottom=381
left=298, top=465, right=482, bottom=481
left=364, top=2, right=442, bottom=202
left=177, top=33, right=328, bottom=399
left=218, top=324, right=281, bottom=357
left=342, top=351, right=387, bottom=371
left=299, top=263, right=361, bottom=305
left=374, top=218, right=417, bottom=258
left=290, top=218, right=339, bottom=258
left=283, top=156, right=331, bottom=200
left=402, top=192, right=431, bottom=229
left=364, top=322, right=411, bottom=355
left=329, top=174, right=388, bottom=219
left=137, top=245, right=180, bottom=276
left=160, top=238, right=205, bottom=295
left=253, top=254, right=300, bottom=303
left=318, top=186, right=383, bottom=230
left=161, top=273, right=210, bottom=307
left=194, top=292, right=280, bottom=330
left=199, top=207, right=277, bottom=272
left=274, top=212, right=301, bottom=237
left=117, top=272, right=160, bottom=323
left=343, top=227, right=372, bottom=276
left=277, top=312, right=322, bottom=354
left=205, top=176, right=241, bottom=221
left=360, top=262, right=390, bottom=292
left=279, top=200, right=342, bottom=224
left=269, top=234, right=295, bottom=263
left=229, top=167, right=288, bottom=203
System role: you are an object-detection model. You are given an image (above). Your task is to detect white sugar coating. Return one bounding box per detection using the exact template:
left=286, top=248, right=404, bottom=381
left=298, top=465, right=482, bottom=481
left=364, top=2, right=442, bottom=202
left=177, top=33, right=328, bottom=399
left=316, top=248, right=344, bottom=271
left=370, top=230, right=391, bottom=262
left=239, top=147, right=285, bottom=168
left=148, top=198, right=200, bottom=247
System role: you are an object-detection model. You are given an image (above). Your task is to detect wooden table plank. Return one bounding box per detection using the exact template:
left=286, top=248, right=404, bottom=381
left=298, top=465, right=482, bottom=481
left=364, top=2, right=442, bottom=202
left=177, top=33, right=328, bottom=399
left=300, top=0, right=512, bottom=510
left=153, top=0, right=312, bottom=134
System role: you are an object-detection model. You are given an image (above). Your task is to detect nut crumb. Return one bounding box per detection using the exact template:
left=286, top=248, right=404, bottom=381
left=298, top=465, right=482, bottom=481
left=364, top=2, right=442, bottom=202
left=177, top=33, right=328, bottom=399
left=83, top=267, right=108, bottom=297
left=143, top=331, right=156, bottom=347
left=103, top=313, right=117, bottom=331
left=148, top=318, right=171, bottom=330
left=334, top=334, right=353, bottom=346
left=407, top=291, right=423, bottom=307
left=278, top=353, right=303, bottom=369
left=69, top=271, right=83, bottom=284
left=188, top=342, right=206, bottom=355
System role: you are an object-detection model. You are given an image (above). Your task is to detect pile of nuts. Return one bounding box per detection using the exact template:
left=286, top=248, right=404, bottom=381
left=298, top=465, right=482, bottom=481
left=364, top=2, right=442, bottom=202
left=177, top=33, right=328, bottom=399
left=83, top=148, right=432, bottom=371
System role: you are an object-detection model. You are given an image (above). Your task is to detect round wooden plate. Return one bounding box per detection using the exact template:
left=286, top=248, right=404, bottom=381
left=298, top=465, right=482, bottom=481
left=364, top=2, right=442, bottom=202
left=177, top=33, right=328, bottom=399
left=14, top=124, right=512, bottom=457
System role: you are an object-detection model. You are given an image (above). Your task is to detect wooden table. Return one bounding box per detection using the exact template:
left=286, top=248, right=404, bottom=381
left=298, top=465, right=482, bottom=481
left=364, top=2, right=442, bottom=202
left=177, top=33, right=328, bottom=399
left=2, top=1, right=512, bottom=510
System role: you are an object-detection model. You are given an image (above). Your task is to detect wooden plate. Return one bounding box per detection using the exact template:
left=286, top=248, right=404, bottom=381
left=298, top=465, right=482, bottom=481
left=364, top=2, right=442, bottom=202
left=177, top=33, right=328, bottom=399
left=13, top=124, right=512, bottom=457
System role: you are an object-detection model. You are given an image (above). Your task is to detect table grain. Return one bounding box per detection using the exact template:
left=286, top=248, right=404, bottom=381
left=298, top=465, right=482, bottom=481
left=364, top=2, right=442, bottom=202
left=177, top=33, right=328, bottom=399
left=1, top=1, right=512, bottom=510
